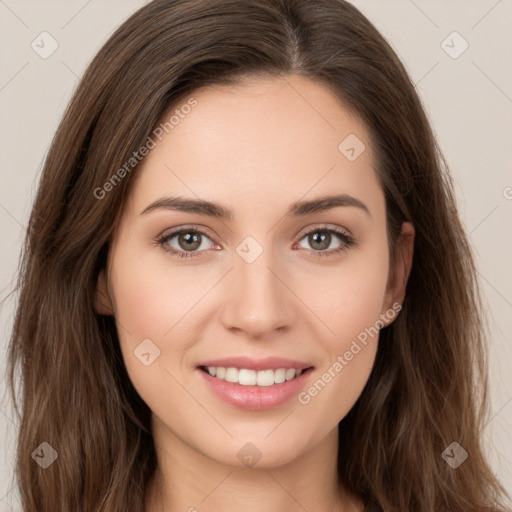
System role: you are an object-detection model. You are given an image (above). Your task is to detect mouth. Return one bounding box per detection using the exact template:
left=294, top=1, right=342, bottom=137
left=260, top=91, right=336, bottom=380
left=196, top=359, right=315, bottom=410
left=198, top=365, right=314, bottom=387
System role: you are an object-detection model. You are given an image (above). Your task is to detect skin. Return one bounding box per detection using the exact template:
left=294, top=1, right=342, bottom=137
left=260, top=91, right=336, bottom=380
left=95, top=74, right=414, bottom=512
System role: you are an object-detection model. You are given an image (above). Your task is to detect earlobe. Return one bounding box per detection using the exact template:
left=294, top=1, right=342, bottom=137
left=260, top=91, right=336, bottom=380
left=94, top=269, right=114, bottom=315
left=381, top=221, right=415, bottom=324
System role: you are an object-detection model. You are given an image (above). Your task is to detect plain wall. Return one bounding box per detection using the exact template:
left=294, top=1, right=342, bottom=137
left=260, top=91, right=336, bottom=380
left=1, top=0, right=511, bottom=509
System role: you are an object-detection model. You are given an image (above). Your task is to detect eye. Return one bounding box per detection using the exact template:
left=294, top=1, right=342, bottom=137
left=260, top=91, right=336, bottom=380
left=156, top=224, right=355, bottom=260
left=156, top=227, right=217, bottom=259
left=294, top=224, right=355, bottom=259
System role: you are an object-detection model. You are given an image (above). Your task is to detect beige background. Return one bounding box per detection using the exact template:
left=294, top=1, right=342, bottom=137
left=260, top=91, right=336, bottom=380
left=1, top=0, right=511, bottom=508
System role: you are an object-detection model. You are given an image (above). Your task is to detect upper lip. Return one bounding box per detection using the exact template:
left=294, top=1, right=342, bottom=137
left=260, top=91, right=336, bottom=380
left=197, top=356, right=314, bottom=372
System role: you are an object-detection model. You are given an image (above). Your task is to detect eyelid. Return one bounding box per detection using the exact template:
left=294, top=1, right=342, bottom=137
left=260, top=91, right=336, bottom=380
left=294, top=222, right=353, bottom=240
left=158, top=224, right=217, bottom=241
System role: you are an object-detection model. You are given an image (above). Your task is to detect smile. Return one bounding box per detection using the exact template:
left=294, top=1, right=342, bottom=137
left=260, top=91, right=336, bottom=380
left=200, top=366, right=307, bottom=386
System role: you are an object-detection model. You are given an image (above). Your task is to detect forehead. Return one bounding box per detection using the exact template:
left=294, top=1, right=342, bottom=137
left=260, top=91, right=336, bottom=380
left=125, top=75, right=383, bottom=221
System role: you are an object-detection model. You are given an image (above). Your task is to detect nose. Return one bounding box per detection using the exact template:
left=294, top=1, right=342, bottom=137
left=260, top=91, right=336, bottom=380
left=220, top=245, right=296, bottom=340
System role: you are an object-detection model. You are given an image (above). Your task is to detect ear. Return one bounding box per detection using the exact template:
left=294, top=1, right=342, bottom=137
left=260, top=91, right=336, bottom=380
left=94, top=269, right=114, bottom=315
left=381, top=221, right=414, bottom=325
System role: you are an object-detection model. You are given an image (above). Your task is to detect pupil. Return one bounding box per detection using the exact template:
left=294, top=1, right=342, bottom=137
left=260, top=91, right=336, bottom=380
left=311, top=231, right=329, bottom=250
left=180, top=232, right=200, bottom=251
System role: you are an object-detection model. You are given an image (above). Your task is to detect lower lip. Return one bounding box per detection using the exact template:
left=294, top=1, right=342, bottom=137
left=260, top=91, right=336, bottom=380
left=197, top=368, right=314, bottom=411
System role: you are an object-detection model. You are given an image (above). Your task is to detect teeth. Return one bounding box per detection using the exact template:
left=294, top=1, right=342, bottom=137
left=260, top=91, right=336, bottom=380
left=224, top=367, right=239, bottom=383
left=205, top=366, right=305, bottom=386
left=257, top=369, right=274, bottom=386
left=239, top=369, right=257, bottom=385
left=274, top=368, right=286, bottom=384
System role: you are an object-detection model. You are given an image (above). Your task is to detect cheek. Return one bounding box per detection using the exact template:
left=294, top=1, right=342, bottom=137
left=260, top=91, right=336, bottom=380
left=294, top=249, right=389, bottom=417
left=302, top=246, right=390, bottom=345
left=106, top=246, right=222, bottom=398
left=107, top=252, right=195, bottom=421
left=298, top=337, right=377, bottom=430
left=109, top=246, right=207, bottom=341
left=297, top=286, right=383, bottom=428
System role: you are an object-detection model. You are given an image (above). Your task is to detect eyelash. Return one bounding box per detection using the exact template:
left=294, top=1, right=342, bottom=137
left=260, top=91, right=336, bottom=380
left=155, top=224, right=355, bottom=260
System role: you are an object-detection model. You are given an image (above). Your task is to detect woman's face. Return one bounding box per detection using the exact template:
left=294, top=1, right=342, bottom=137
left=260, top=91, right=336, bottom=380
left=97, top=75, right=413, bottom=468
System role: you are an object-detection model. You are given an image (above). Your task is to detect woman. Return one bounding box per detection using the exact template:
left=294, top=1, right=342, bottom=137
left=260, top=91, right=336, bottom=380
left=7, top=0, right=511, bottom=510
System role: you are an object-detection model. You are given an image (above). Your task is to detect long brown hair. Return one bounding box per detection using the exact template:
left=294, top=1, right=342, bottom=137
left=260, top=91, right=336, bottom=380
left=6, top=0, right=510, bottom=510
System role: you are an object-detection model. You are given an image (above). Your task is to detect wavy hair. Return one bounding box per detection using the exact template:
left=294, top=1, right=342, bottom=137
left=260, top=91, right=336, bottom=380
left=7, top=0, right=510, bottom=510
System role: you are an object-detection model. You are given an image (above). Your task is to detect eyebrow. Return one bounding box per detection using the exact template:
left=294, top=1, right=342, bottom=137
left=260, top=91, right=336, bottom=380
left=140, top=193, right=371, bottom=219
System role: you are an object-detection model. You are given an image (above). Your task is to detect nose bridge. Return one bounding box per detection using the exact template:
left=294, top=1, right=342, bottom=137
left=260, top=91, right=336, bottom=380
left=220, top=235, right=295, bottom=337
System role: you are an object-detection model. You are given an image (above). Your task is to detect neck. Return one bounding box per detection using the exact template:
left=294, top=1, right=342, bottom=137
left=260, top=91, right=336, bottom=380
left=144, top=415, right=361, bottom=512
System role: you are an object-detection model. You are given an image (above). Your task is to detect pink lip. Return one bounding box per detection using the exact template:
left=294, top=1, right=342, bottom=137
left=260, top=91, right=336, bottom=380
left=197, top=356, right=313, bottom=371
left=196, top=366, right=315, bottom=411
